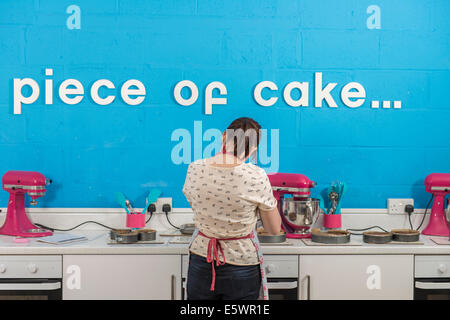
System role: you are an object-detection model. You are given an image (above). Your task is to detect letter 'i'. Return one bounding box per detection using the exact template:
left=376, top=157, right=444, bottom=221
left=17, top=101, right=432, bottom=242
left=45, top=68, right=53, bottom=105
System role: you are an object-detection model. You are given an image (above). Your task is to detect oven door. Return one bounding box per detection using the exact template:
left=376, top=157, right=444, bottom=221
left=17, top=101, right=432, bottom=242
left=0, top=279, right=62, bottom=300
left=414, top=278, right=450, bottom=300
left=267, top=278, right=298, bottom=300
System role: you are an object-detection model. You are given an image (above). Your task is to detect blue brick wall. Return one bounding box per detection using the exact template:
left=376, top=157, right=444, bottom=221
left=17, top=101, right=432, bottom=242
left=0, top=0, right=448, bottom=209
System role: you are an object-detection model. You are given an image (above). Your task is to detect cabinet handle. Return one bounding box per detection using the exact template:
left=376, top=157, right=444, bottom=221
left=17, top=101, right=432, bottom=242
left=306, top=275, right=311, bottom=300
left=415, top=281, right=450, bottom=290
left=171, top=275, right=176, bottom=300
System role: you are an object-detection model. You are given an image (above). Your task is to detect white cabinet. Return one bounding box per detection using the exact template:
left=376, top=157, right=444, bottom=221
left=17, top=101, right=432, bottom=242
left=62, top=255, right=181, bottom=300
left=299, top=255, right=413, bottom=300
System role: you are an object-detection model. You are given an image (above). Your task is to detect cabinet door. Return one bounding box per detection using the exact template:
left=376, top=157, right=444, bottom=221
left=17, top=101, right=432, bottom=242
left=299, top=255, right=413, bottom=300
left=63, top=255, right=181, bottom=300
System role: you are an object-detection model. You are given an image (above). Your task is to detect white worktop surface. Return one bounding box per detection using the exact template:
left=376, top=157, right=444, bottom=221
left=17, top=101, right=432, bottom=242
left=0, top=230, right=449, bottom=255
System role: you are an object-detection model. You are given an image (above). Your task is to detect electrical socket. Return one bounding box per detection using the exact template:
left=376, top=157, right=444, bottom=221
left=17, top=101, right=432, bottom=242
left=153, top=197, right=172, bottom=214
left=387, top=198, right=414, bottom=214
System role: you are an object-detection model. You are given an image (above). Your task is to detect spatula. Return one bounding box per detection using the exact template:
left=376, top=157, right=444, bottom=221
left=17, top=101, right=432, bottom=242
left=115, top=192, right=131, bottom=215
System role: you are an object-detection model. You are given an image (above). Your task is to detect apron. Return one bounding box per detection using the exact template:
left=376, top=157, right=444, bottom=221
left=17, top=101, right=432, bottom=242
left=187, top=228, right=269, bottom=300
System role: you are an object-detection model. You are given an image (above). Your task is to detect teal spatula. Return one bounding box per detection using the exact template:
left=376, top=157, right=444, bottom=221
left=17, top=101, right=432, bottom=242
left=335, top=182, right=347, bottom=215
left=115, top=192, right=131, bottom=214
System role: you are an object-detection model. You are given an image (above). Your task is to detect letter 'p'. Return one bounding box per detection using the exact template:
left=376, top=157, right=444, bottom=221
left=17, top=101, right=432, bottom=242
left=13, top=78, right=40, bottom=115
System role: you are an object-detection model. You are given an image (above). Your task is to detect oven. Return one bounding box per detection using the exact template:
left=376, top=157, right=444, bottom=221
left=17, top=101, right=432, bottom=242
left=414, top=255, right=450, bottom=300
left=0, top=256, right=62, bottom=300
left=181, top=255, right=298, bottom=300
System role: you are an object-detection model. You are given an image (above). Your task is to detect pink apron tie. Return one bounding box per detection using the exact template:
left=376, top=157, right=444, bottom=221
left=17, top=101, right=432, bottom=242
left=198, top=231, right=254, bottom=291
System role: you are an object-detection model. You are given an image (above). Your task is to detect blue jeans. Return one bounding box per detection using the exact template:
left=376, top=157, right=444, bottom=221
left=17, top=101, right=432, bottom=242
left=187, top=253, right=261, bottom=300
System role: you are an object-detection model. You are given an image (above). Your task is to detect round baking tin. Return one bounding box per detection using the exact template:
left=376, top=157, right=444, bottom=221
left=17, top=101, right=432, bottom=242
left=311, top=229, right=351, bottom=244
left=137, top=229, right=157, bottom=241
left=391, top=229, right=420, bottom=242
left=362, top=231, right=393, bottom=244
left=110, top=230, right=139, bottom=244
left=257, top=232, right=287, bottom=243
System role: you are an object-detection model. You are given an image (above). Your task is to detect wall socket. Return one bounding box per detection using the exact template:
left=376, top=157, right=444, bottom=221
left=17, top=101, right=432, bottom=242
left=387, top=198, right=414, bottom=214
left=153, top=197, right=172, bottom=214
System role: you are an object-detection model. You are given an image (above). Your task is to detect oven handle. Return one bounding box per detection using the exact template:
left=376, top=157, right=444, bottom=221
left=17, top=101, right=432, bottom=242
left=266, top=281, right=298, bottom=290
left=415, top=281, right=450, bottom=290
left=0, top=282, right=61, bottom=291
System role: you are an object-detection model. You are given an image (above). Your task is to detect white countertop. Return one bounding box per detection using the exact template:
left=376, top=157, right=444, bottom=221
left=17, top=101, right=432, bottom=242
left=0, top=230, right=449, bottom=255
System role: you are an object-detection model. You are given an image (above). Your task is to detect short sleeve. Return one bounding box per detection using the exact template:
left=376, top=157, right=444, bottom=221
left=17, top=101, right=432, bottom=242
left=255, top=169, right=277, bottom=211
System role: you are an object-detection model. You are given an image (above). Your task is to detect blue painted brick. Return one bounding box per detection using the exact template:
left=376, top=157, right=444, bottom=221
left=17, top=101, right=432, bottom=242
left=427, top=71, right=450, bottom=109
left=0, top=106, right=27, bottom=143
left=299, top=0, right=357, bottom=29
left=119, top=0, right=195, bottom=16
left=430, top=0, right=450, bottom=32
left=39, top=0, right=118, bottom=14
left=302, top=30, right=379, bottom=68
left=274, top=31, right=302, bottom=69
left=223, top=33, right=272, bottom=67
left=0, top=27, right=24, bottom=65
left=143, top=32, right=222, bottom=67
left=26, top=27, right=64, bottom=65
left=300, top=109, right=450, bottom=148
left=380, top=32, right=450, bottom=69
left=0, top=0, right=36, bottom=25
left=352, top=70, right=429, bottom=110
left=63, top=28, right=147, bottom=65
left=197, top=0, right=276, bottom=17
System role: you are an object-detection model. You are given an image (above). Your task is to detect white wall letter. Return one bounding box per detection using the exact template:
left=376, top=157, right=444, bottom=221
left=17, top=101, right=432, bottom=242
left=59, top=79, right=84, bottom=105
left=13, top=78, right=40, bottom=115
left=314, top=72, right=337, bottom=108
left=174, top=80, right=199, bottom=106
left=205, top=81, right=227, bottom=115
left=45, top=68, right=53, bottom=105
left=283, top=81, right=309, bottom=107
left=91, top=79, right=116, bottom=105
left=121, top=79, right=146, bottom=105
left=254, top=81, right=278, bottom=107
left=341, top=82, right=366, bottom=108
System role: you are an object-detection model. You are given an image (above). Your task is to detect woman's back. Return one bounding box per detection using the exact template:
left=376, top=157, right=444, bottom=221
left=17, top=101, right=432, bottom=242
left=183, top=157, right=277, bottom=265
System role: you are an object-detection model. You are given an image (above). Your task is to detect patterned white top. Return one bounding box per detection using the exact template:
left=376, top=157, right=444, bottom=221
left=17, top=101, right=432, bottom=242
left=182, top=158, right=277, bottom=265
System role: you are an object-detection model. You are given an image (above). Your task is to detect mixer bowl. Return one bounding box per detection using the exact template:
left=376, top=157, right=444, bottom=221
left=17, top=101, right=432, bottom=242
left=282, top=198, right=320, bottom=228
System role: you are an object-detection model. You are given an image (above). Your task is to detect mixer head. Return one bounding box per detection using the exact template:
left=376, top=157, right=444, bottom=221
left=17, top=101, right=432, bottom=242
left=2, top=171, right=52, bottom=205
left=425, top=173, right=450, bottom=193
left=268, top=172, right=316, bottom=198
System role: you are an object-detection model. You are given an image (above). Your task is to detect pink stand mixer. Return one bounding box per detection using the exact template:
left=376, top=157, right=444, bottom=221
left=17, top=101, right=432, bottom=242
left=0, top=171, right=53, bottom=237
left=422, top=173, right=450, bottom=237
left=268, top=172, right=320, bottom=239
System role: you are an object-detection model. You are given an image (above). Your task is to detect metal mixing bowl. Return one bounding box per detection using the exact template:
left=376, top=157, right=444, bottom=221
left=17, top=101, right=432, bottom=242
left=282, top=197, right=320, bottom=228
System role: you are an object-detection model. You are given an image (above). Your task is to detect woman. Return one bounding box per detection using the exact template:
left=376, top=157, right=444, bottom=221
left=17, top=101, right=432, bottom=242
left=182, top=117, right=281, bottom=300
